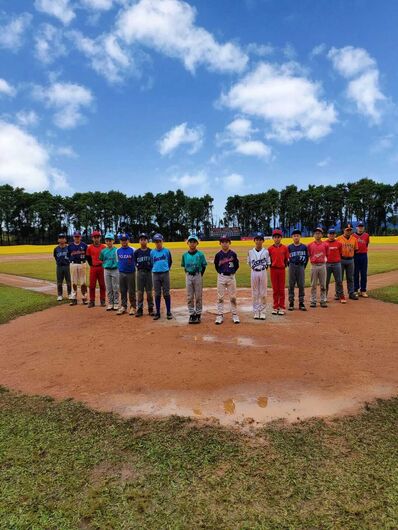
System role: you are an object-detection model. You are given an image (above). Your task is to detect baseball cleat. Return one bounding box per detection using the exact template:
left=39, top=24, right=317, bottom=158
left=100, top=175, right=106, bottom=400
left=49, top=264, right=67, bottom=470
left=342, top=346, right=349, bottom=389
left=215, top=314, right=223, bottom=325
left=232, top=314, right=240, bottom=324
left=260, top=311, right=266, bottom=320
left=106, top=304, right=113, bottom=311
left=117, top=307, right=126, bottom=315
left=57, top=295, right=63, bottom=302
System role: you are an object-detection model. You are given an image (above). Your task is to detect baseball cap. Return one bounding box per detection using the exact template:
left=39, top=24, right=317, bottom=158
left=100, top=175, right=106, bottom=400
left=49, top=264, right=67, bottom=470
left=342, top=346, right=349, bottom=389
left=118, top=232, right=129, bottom=240
left=187, top=234, right=199, bottom=242
left=254, top=231, right=264, bottom=240
left=327, top=227, right=336, bottom=234
left=73, top=230, right=81, bottom=237
left=291, top=229, right=301, bottom=236
left=92, top=230, right=101, bottom=237
left=104, top=231, right=114, bottom=240
left=272, top=228, right=283, bottom=237
left=139, top=232, right=149, bottom=239
left=153, top=233, right=164, bottom=241
left=58, top=232, right=67, bottom=239
left=313, top=226, right=323, bottom=233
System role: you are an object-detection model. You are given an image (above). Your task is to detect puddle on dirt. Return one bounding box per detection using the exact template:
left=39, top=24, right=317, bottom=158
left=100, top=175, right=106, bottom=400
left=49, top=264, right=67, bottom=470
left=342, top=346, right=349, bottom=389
left=95, top=383, right=395, bottom=429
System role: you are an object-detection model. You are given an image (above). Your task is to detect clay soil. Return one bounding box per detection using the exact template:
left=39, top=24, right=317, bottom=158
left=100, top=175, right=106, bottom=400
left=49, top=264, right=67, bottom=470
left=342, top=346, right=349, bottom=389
left=1, top=271, right=398, bottom=428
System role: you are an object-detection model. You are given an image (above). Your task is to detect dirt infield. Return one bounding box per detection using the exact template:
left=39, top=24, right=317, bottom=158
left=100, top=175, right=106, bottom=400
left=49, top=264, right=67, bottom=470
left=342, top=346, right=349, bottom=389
left=0, top=270, right=397, bottom=429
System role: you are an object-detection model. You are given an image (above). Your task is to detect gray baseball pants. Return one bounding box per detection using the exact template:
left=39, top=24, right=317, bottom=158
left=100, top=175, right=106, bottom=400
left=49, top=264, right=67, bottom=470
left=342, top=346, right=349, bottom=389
left=326, top=262, right=343, bottom=298
left=186, top=273, right=203, bottom=315
left=137, top=269, right=154, bottom=312
left=104, top=268, right=119, bottom=305
left=288, top=263, right=305, bottom=304
left=119, top=271, right=136, bottom=309
left=310, top=263, right=327, bottom=303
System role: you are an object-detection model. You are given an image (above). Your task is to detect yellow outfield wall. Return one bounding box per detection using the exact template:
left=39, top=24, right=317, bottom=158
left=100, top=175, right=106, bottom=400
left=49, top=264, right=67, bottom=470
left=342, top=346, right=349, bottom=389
left=0, top=236, right=397, bottom=255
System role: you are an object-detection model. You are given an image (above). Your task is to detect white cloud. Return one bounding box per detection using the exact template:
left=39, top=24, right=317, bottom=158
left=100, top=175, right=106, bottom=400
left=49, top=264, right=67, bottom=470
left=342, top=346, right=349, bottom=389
left=34, top=0, right=75, bottom=25
left=171, top=171, right=208, bottom=189
left=328, top=46, right=386, bottom=123
left=35, top=24, right=67, bottom=64
left=69, top=30, right=132, bottom=83
left=328, top=46, right=375, bottom=78
left=0, top=79, right=15, bottom=97
left=222, top=173, right=244, bottom=190
left=221, top=62, right=337, bottom=143
left=317, top=156, right=331, bottom=167
left=16, top=110, right=39, bottom=127
left=158, top=122, right=204, bottom=156
left=0, top=120, right=70, bottom=192
left=116, top=0, right=248, bottom=73
left=0, top=13, right=32, bottom=51
left=33, top=82, right=94, bottom=129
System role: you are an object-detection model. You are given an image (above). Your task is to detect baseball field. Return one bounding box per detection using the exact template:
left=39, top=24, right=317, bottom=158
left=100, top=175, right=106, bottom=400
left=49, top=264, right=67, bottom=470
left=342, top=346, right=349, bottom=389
left=0, top=237, right=398, bottom=528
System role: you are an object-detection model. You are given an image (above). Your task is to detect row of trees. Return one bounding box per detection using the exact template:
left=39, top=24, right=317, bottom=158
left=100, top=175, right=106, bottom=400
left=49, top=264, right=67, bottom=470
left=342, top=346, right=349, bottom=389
left=1, top=179, right=397, bottom=243
left=0, top=186, right=214, bottom=244
left=224, top=179, right=398, bottom=235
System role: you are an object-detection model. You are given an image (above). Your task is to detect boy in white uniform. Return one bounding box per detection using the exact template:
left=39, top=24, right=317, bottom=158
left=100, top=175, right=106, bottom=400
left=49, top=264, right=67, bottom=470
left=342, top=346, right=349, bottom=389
left=247, top=232, right=271, bottom=320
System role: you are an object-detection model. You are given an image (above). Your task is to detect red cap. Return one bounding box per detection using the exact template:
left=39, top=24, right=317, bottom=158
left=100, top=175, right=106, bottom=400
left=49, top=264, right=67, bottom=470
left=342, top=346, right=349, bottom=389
left=272, top=229, right=283, bottom=237
left=92, top=230, right=101, bottom=237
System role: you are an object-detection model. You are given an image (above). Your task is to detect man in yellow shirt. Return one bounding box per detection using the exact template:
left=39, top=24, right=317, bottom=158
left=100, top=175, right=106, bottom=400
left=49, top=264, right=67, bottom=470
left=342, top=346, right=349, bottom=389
left=337, top=224, right=359, bottom=300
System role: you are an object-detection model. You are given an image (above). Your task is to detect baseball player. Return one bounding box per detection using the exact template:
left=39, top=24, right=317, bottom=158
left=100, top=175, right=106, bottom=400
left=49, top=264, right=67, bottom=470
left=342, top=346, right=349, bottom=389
left=86, top=230, right=106, bottom=308
left=214, top=235, right=240, bottom=325
left=116, top=232, right=136, bottom=315
left=353, top=221, right=370, bottom=297
left=287, top=229, right=308, bottom=311
left=53, top=232, right=72, bottom=302
left=307, top=227, right=329, bottom=308
left=150, top=233, right=173, bottom=320
left=337, top=224, right=359, bottom=300
left=67, top=231, right=88, bottom=306
left=181, top=234, right=207, bottom=324
left=247, top=232, right=270, bottom=320
left=99, top=232, right=119, bottom=310
left=268, top=229, right=289, bottom=315
left=134, top=233, right=154, bottom=317
left=324, top=228, right=345, bottom=303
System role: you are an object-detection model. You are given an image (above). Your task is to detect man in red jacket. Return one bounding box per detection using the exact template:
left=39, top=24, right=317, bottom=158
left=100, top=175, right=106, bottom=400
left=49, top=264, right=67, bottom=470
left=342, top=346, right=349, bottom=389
left=353, top=221, right=370, bottom=297
left=268, top=228, right=289, bottom=315
left=86, top=230, right=106, bottom=308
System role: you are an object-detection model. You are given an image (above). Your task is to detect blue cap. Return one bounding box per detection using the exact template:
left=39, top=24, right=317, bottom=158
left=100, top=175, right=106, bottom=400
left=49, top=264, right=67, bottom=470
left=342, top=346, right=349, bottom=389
left=153, top=233, right=163, bottom=241
left=254, top=232, right=264, bottom=240
left=118, top=232, right=129, bottom=240
left=187, top=233, right=199, bottom=242
left=73, top=230, right=81, bottom=237
left=104, top=232, right=114, bottom=240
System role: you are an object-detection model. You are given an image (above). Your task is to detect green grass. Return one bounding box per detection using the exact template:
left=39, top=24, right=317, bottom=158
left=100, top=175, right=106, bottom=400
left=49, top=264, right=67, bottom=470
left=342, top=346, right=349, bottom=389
left=0, top=284, right=57, bottom=324
left=369, top=284, right=398, bottom=304
left=0, top=247, right=397, bottom=289
left=0, top=388, right=397, bottom=529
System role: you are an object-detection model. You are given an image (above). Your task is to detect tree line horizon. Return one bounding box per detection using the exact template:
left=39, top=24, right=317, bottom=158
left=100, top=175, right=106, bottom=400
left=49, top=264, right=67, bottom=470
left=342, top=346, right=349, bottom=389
left=1, top=178, right=397, bottom=244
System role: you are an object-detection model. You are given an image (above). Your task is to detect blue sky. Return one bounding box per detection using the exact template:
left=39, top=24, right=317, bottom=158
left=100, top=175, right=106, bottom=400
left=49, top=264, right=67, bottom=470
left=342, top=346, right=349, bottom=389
left=1, top=0, right=398, bottom=218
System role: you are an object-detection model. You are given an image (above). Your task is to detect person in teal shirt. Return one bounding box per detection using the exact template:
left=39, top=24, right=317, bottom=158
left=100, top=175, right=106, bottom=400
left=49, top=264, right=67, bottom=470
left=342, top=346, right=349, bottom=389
left=99, top=232, right=119, bottom=310
left=181, top=234, right=207, bottom=324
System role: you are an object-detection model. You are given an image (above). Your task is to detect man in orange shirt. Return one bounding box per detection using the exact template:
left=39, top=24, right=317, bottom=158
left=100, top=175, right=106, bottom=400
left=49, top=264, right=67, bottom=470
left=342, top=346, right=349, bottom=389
left=337, top=224, right=359, bottom=300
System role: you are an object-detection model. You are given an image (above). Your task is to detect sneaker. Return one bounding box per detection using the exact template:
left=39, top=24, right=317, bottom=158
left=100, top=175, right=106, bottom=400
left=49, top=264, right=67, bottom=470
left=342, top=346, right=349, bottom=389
left=113, top=304, right=119, bottom=311
left=310, top=301, right=316, bottom=308
left=299, top=303, right=307, bottom=311
left=349, top=293, right=359, bottom=300
left=106, top=304, right=113, bottom=311
left=129, top=307, right=136, bottom=316
left=117, top=307, right=126, bottom=315
left=259, top=311, right=266, bottom=320
left=69, top=299, right=77, bottom=306
left=271, top=309, right=278, bottom=315
left=232, top=314, right=240, bottom=324
left=340, top=295, right=347, bottom=304
left=277, top=309, right=285, bottom=315
left=215, top=314, right=223, bottom=325
left=153, top=313, right=161, bottom=321
left=166, top=313, right=173, bottom=320
left=88, top=301, right=95, bottom=308
left=360, top=292, right=369, bottom=298
left=82, top=298, right=88, bottom=305
left=320, top=301, right=328, bottom=308
left=100, top=299, right=106, bottom=307
left=57, top=295, right=63, bottom=302
left=254, top=311, right=260, bottom=320
left=135, top=309, right=143, bottom=318
left=189, top=314, right=196, bottom=324
left=288, top=302, right=294, bottom=311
